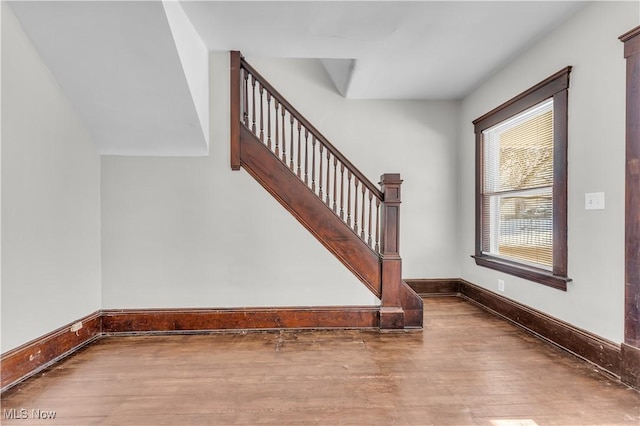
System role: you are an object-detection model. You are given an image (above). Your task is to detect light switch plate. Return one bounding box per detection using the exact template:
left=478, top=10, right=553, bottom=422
left=585, top=192, right=605, bottom=210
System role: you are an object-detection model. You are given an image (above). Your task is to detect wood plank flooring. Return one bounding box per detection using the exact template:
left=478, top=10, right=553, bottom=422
left=2, top=297, right=639, bottom=425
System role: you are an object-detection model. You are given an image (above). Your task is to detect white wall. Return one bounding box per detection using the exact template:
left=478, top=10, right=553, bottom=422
left=458, top=1, right=640, bottom=343
left=1, top=3, right=102, bottom=352
left=100, top=53, right=459, bottom=309
left=100, top=53, right=373, bottom=308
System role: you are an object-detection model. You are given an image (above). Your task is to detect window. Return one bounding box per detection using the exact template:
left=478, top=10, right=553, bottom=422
left=472, top=67, right=572, bottom=290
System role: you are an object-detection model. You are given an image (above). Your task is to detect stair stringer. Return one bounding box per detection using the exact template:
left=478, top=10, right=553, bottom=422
left=240, top=126, right=382, bottom=298
left=400, top=281, right=424, bottom=328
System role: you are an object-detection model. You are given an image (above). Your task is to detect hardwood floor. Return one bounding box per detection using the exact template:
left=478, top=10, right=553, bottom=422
left=2, top=297, right=639, bottom=425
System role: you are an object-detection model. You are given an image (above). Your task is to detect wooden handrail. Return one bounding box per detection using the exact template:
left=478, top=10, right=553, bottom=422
left=240, top=58, right=382, bottom=200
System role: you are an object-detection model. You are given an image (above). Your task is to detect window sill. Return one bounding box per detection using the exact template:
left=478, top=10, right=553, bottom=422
left=472, top=255, right=571, bottom=291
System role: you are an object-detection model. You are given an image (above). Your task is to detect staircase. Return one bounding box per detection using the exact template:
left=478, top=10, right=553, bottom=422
left=230, top=52, right=422, bottom=329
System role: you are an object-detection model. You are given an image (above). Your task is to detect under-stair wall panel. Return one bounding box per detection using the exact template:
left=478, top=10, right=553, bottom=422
left=240, top=127, right=382, bottom=296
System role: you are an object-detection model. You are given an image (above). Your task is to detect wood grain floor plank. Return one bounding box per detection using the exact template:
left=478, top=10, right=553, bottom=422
left=2, top=297, right=638, bottom=425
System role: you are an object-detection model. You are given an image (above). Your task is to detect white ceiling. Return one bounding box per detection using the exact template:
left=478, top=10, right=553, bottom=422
left=7, top=1, right=587, bottom=156
left=182, top=1, right=586, bottom=99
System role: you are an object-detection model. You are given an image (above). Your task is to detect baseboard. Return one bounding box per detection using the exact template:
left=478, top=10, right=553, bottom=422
left=406, top=278, right=623, bottom=378
left=102, top=306, right=380, bottom=334
left=621, top=343, right=640, bottom=388
left=458, top=280, right=622, bottom=377
left=1, top=305, right=380, bottom=392
left=404, top=278, right=460, bottom=296
left=1, top=311, right=102, bottom=392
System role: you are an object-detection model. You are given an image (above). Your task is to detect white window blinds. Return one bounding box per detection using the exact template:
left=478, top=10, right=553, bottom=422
left=481, top=98, right=554, bottom=269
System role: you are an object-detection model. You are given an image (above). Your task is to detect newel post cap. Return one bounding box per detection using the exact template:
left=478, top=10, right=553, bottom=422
left=380, top=173, right=402, bottom=202
left=379, top=173, right=403, bottom=185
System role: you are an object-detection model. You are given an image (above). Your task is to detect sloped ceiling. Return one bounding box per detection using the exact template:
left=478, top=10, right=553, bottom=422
left=7, top=1, right=586, bottom=156
left=9, top=1, right=210, bottom=156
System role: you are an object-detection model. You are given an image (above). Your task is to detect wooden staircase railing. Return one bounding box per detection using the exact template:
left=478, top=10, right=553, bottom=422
left=230, top=52, right=422, bottom=329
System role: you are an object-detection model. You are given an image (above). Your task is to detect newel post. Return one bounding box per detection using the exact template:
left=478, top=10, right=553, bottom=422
left=379, top=173, right=404, bottom=329
left=230, top=51, right=241, bottom=171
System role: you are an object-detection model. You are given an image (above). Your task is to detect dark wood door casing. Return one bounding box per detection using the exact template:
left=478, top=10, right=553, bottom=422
left=621, top=25, right=640, bottom=389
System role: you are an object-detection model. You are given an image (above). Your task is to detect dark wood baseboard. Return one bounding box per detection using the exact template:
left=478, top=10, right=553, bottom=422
left=404, top=278, right=461, bottom=296
left=1, top=306, right=380, bottom=392
left=621, top=343, right=640, bottom=388
left=102, top=306, right=379, bottom=334
left=406, top=278, right=625, bottom=380
left=458, top=280, right=621, bottom=377
left=1, top=311, right=102, bottom=392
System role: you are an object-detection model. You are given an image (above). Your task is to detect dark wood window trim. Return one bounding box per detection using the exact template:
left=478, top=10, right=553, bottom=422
left=472, top=67, right=573, bottom=291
